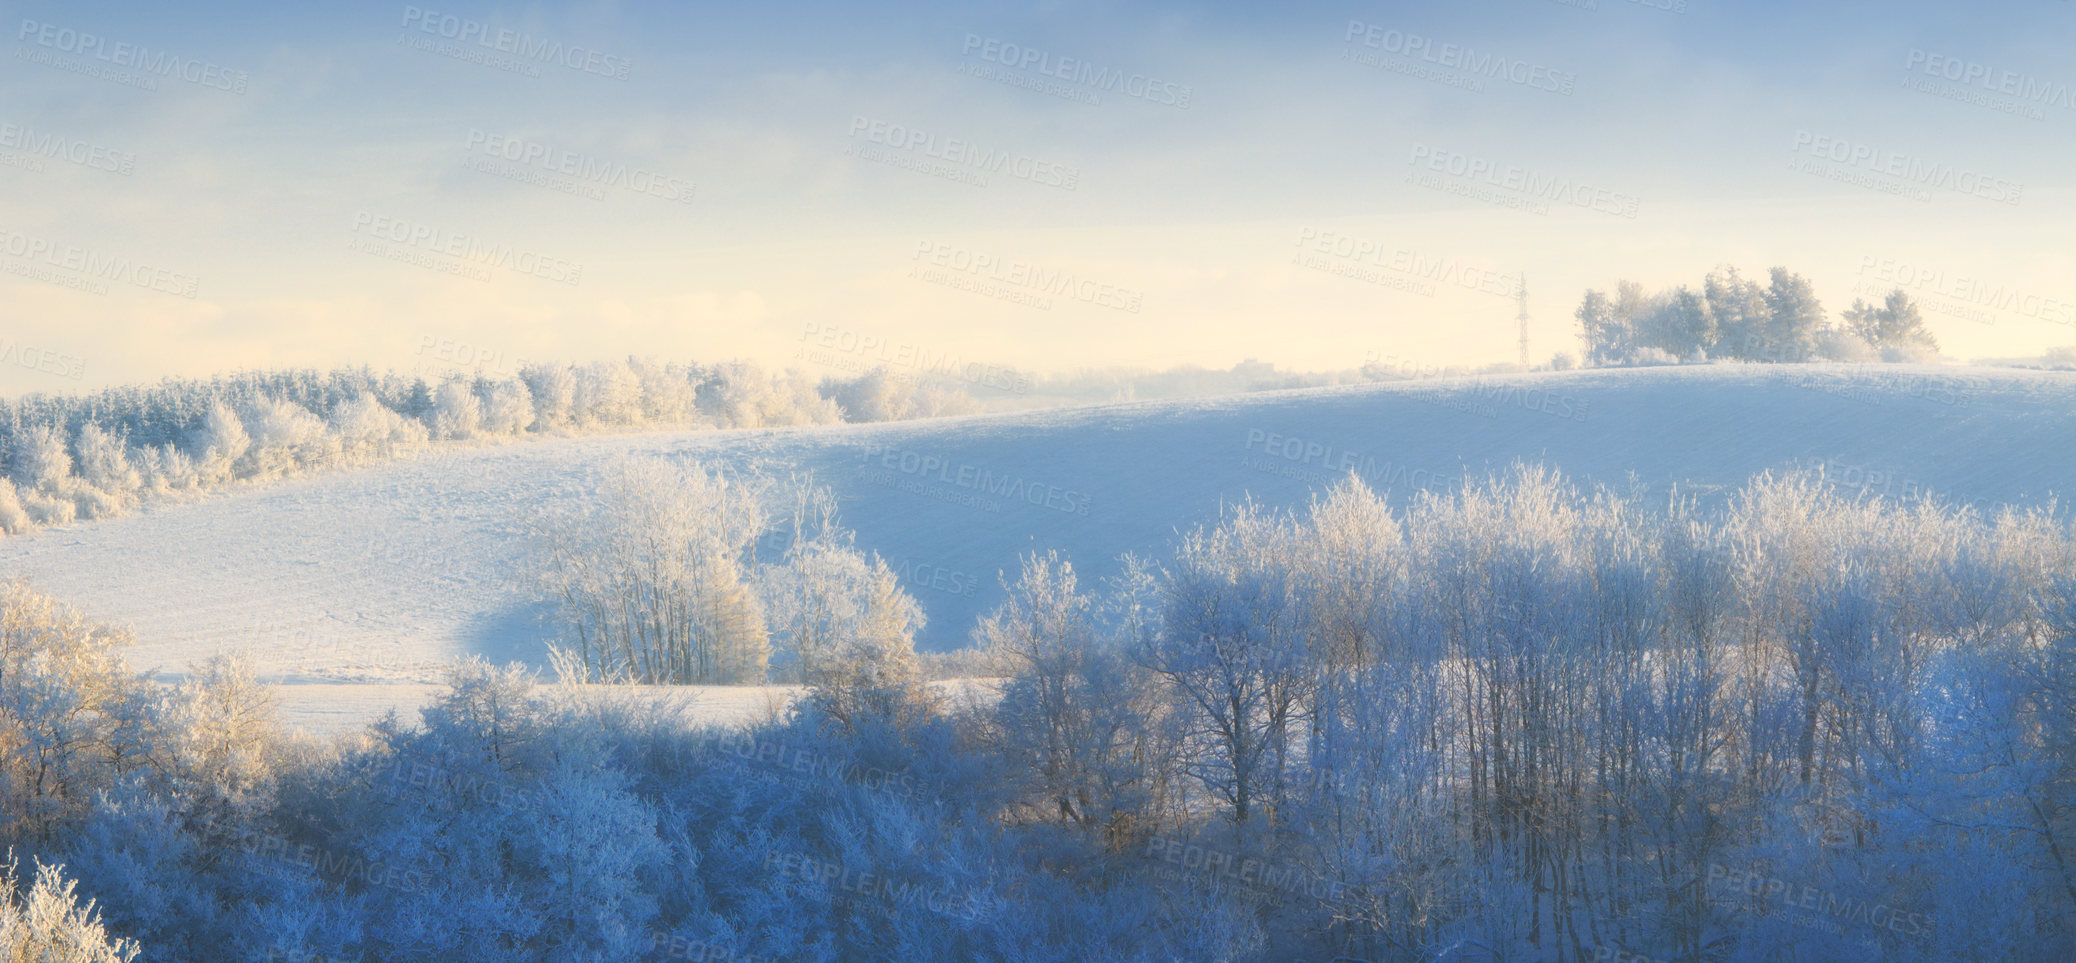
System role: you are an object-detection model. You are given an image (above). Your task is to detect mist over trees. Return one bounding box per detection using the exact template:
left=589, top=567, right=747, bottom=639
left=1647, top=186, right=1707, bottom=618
left=1577, top=266, right=1940, bottom=366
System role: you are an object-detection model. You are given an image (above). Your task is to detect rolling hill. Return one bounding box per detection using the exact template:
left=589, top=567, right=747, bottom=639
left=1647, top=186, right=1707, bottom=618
left=0, top=363, right=2066, bottom=730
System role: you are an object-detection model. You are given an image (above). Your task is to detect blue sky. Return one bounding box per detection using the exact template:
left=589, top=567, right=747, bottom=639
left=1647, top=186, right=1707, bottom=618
left=2, top=0, right=2073, bottom=390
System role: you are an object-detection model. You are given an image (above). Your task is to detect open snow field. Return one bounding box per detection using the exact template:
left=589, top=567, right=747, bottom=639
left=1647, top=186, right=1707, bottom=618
left=1, top=364, right=2069, bottom=732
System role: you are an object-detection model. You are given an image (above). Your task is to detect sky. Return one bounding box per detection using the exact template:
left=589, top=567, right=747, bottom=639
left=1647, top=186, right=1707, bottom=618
left=2, top=0, right=2074, bottom=394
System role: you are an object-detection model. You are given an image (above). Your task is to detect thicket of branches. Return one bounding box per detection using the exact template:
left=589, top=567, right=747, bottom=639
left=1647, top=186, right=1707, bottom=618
left=980, top=467, right=2076, bottom=960
left=0, top=359, right=977, bottom=539
left=3, top=466, right=2075, bottom=961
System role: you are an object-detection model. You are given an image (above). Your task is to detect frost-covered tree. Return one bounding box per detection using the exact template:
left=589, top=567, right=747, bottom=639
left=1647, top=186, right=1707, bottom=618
left=1704, top=264, right=1772, bottom=360
left=478, top=380, right=535, bottom=435
left=1643, top=285, right=1714, bottom=360
left=1143, top=504, right=1312, bottom=829
left=982, top=551, right=1167, bottom=844
left=542, top=459, right=771, bottom=684
left=0, top=581, right=154, bottom=841
left=1762, top=266, right=1825, bottom=362
left=1843, top=288, right=1939, bottom=357
left=628, top=356, right=698, bottom=424
left=570, top=361, right=642, bottom=428
left=518, top=363, right=576, bottom=431
left=795, top=550, right=929, bottom=731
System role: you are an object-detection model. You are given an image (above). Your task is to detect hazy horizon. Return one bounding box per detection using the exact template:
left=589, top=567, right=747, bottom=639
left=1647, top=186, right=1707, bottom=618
left=4, top=0, right=2075, bottom=394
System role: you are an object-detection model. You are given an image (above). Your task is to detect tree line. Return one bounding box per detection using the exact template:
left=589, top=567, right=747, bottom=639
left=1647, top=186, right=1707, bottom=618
left=1576, top=266, right=1940, bottom=366
left=0, top=360, right=975, bottom=538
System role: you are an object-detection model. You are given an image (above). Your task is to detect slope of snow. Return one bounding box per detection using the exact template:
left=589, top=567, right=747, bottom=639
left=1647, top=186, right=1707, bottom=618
left=0, top=364, right=2068, bottom=731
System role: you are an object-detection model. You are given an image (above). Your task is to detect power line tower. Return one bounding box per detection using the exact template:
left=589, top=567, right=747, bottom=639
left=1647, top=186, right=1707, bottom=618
left=1515, top=274, right=1530, bottom=368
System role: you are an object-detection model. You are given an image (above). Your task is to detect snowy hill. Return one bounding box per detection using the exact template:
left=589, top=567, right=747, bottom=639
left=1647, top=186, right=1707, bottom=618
left=0, top=364, right=2067, bottom=729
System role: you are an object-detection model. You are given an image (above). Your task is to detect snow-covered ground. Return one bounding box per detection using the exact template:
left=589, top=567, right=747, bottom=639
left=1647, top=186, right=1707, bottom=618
left=1, top=364, right=2068, bottom=732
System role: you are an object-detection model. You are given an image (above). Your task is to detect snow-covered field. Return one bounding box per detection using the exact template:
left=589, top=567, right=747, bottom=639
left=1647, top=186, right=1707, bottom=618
left=1, top=364, right=2068, bottom=732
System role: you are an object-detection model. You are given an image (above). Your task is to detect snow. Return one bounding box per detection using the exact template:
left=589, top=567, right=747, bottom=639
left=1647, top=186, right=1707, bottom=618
left=0, top=364, right=2068, bottom=732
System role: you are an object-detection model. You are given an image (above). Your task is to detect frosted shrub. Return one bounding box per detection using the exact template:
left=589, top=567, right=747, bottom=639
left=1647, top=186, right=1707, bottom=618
left=0, top=481, right=31, bottom=536
left=329, top=394, right=426, bottom=461
left=0, top=855, right=141, bottom=962
left=190, top=400, right=249, bottom=485
left=73, top=425, right=141, bottom=508
left=240, top=400, right=337, bottom=478
left=761, top=541, right=922, bottom=689
left=429, top=379, right=483, bottom=440
left=342, top=659, right=668, bottom=962
left=133, top=444, right=197, bottom=493
left=18, top=489, right=75, bottom=526
left=10, top=424, right=72, bottom=492
left=65, top=483, right=126, bottom=522
left=824, top=369, right=979, bottom=423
